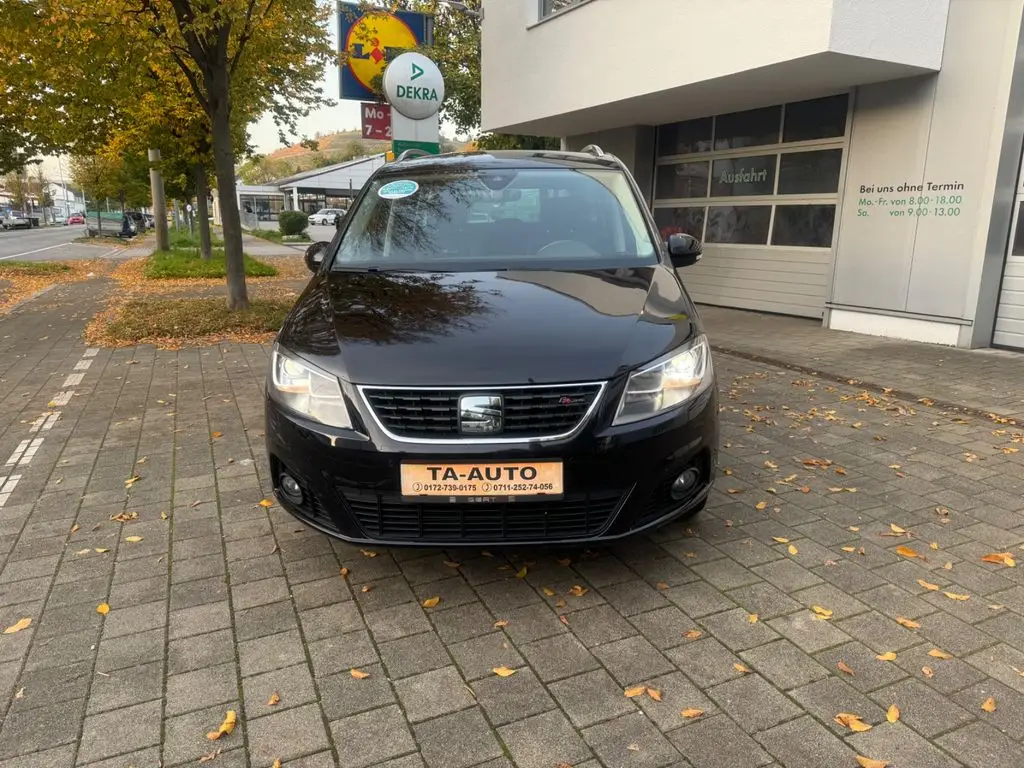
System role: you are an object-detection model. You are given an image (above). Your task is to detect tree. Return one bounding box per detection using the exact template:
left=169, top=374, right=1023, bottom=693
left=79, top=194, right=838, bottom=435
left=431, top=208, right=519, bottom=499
left=238, top=155, right=295, bottom=185
left=0, top=0, right=335, bottom=309
left=4, top=171, right=30, bottom=211
left=70, top=155, right=122, bottom=235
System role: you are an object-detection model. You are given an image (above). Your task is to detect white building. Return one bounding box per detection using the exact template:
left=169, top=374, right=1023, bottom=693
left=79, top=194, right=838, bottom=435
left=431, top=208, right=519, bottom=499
left=481, top=0, right=1024, bottom=350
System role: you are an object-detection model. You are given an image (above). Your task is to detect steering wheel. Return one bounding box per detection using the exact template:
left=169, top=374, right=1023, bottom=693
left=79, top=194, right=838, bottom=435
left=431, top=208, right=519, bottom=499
left=536, top=240, right=599, bottom=258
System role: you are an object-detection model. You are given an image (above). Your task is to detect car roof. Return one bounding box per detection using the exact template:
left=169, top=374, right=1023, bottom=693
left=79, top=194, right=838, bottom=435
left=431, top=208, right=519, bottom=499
left=380, top=149, right=625, bottom=175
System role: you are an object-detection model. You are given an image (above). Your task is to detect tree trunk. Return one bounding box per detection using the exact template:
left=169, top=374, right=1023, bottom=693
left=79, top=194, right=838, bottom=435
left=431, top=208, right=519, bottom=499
left=193, top=164, right=212, bottom=260
left=208, top=77, right=248, bottom=310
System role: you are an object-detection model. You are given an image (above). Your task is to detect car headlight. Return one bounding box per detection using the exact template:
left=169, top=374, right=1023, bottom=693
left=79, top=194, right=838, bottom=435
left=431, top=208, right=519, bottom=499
left=613, top=335, right=713, bottom=426
left=270, top=347, right=352, bottom=429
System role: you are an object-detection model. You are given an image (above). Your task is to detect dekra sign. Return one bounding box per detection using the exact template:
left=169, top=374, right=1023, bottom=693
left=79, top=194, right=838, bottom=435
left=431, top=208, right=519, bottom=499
left=395, top=84, right=439, bottom=102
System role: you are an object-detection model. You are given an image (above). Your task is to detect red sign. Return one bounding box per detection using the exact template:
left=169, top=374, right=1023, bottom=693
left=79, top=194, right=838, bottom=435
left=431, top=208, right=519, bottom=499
left=361, top=103, right=392, bottom=140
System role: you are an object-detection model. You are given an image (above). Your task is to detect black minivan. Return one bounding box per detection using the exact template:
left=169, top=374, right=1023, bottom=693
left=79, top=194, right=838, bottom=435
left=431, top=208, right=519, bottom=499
left=266, top=147, right=718, bottom=546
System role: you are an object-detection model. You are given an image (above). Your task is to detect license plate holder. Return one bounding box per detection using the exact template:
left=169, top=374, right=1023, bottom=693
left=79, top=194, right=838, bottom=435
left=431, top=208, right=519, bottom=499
left=400, top=461, right=564, bottom=502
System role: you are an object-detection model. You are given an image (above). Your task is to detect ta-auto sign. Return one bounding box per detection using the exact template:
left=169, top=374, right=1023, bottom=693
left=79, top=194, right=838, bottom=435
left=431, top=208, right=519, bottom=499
left=383, top=52, right=445, bottom=120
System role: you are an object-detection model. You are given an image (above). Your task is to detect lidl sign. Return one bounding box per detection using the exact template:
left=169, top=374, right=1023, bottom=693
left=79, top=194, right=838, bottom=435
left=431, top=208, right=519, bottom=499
left=337, top=3, right=432, bottom=102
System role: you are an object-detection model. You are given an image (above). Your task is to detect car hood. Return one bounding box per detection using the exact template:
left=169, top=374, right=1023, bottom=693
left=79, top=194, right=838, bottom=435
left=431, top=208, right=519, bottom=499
left=277, top=266, right=700, bottom=386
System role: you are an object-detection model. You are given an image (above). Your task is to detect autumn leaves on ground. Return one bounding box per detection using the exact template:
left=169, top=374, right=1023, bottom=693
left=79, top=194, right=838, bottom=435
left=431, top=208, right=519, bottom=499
left=0, top=259, right=112, bottom=313
left=82, top=235, right=310, bottom=348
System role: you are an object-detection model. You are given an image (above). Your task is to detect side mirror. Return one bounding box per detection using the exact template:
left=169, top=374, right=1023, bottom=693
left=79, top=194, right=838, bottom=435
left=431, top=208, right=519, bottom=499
left=304, top=241, right=330, bottom=273
left=666, top=233, right=703, bottom=268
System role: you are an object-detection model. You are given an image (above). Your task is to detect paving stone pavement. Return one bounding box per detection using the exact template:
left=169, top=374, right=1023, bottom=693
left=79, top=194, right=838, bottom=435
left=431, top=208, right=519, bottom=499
left=1, top=280, right=1024, bottom=767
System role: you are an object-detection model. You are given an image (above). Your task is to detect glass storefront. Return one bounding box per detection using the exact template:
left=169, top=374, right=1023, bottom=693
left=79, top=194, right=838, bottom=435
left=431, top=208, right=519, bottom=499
left=653, top=93, right=848, bottom=249
left=239, top=193, right=285, bottom=222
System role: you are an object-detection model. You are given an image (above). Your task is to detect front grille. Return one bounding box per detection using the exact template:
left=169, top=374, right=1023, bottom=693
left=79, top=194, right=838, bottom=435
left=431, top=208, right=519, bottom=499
left=361, top=384, right=603, bottom=440
left=342, top=487, right=624, bottom=541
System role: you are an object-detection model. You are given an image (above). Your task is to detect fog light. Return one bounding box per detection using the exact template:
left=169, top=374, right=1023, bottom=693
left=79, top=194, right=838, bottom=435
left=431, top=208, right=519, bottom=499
left=279, top=473, right=303, bottom=503
left=671, top=468, right=701, bottom=500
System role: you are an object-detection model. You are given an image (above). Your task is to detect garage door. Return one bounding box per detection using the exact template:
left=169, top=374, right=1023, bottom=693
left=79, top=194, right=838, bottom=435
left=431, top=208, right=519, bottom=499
left=994, top=203, right=1024, bottom=348
left=652, top=94, right=849, bottom=319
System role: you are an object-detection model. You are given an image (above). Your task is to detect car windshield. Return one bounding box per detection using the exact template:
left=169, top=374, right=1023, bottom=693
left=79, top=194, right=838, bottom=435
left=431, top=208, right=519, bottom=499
left=331, top=165, right=659, bottom=271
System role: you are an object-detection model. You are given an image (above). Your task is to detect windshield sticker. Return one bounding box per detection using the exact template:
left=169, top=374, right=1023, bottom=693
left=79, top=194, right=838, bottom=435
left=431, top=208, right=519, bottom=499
left=378, top=180, right=419, bottom=200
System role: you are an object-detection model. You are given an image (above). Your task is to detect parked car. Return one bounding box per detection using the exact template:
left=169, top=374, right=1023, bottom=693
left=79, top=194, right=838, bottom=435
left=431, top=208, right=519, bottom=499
left=125, top=211, right=148, bottom=231
left=266, top=148, right=717, bottom=546
left=309, top=208, right=345, bottom=225
left=65, top=214, right=86, bottom=225
left=1, top=211, right=31, bottom=230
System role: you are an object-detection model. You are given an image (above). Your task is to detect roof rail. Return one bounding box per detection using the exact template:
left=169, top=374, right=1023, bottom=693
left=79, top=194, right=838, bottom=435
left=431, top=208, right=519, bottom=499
left=394, top=148, right=432, bottom=163
left=579, top=144, right=606, bottom=157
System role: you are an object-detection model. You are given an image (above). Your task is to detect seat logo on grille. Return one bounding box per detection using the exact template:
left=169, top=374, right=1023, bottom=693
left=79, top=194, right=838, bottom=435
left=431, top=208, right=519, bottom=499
left=459, top=395, right=503, bottom=434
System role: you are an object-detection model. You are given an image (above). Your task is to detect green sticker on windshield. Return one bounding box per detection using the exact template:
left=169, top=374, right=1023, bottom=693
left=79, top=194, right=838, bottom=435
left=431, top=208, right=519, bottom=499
left=378, top=180, right=419, bottom=200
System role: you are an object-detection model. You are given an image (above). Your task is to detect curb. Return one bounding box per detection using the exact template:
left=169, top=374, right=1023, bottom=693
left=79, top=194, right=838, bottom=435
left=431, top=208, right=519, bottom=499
left=711, top=344, right=1020, bottom=428
left=1, top=283, right=57, bottom=316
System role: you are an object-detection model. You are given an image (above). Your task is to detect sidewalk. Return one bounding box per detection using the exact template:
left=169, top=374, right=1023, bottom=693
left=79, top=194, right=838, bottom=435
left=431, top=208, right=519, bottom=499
left=699, top=305, right=1024, bottom=422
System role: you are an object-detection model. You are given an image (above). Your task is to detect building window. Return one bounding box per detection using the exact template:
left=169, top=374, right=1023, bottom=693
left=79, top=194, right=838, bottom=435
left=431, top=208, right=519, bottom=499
left=713, top=106, right=781, bottom=150
left=654, top=207, right=706, bottom=240
left=657, top=117, right=713, bottom=156
left=711, top=155, right=776, bottom=197
left=655, top=161, right=710, bottom=199
left=777, top=149, right=842, bottom=195
left=654, top=93, right=847, bottom=250
left=540, top=0, right=588, bottom=18
left=706, top=206, right=772, bottom=245
left=783, top=94, right=849, bottom=143
left=772, top=204, right=837, bottom=247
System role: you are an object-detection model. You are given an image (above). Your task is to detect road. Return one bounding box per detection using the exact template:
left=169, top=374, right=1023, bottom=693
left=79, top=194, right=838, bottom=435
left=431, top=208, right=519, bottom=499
left=0, top=224, right=118, bottom=261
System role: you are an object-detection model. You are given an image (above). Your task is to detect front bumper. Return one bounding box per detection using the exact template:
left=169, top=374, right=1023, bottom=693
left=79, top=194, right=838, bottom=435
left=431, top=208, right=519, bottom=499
left=265, top=383, right=718, bottom=547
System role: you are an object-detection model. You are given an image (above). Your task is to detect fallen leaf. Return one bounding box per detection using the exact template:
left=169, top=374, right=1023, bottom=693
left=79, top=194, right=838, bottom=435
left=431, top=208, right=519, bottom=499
left=211, top=431, right=223, bottom=438
left=748, top=613, right=759, bottom=624
left=930, top=542, right=939, bottom=550
left=787, top=544, right=799, bottom=556
left=896, top=617, right=921, bottom=629
left=540, top=586, right=557, bottom=598
left=764, top=459, right=778, bottom=469
left=76, top=548, right=91, bottom=555
left=272, top=761, right=282, bottom=768
left=559, top=615, right=569, bottom=626
left=895, top=545, right=921, bottom=559
left=124, top=474, right=140, bottom=488
left=734, top=663, right=751, bottom=674
left=421, top=597, right=440, bottom=608
left=515, top=566, right=527, bottom=579
left=258, top=499, right=273, bottom=508
left=627, top=744, right=640, bottom=752
left=647, top=688, right=662, bottom=702
left=849, top=526, right=861, bottom=532
left=989, top=604, right=1005, bottom=611
left=556, top=557, right=572, bottom=566
left=493, top=619, right=509, bottom=628
left=340, top=567, right=350, bottom=578
left=444, top=560, right=461, bottom=568
left=981, top=552, right=1017, bottom=568
left=569, top=585, right=588, bottom=597
left=14, top=687, right=23, bottom=699
left=360, top=550, right=377, bottom=558
left=680, top=708, right=704, bottom=719
left=928, top=648, right=953, bottom=660
left=555, top=600, right=566, bottom=608
left=812, top=606, right=833, bottom=619
left=944, top=591, right=970, bottom=601
left=70, top=524, right=79, bottom=534
left=917, top=579, right=940, bottom=591
left=360, top=585, right=372, bottom=593
left=124, top=535, right=143, bottom=543
left=206, top=710, right=237, bottom=740
left=922, top=666, right=935, bottom=678
left=772, top=537, right=790, bottom=544
left=110, top=511, right=137, bottom=522
left=160, top=512, right=169, bottom=520
left=3, top=618, right=31, bottom=634
left=837, top=660, right=855, bottom=676
left=800, top=486, right=810, bottom=493
left=856, top=756, right=889, bottom=768
left=755, top=501, right=768, bottom=511
left=683, top=629, right=703, bottom=640
left=886, top=704, right=900, bottom=723
left=726, top=488, right=743, bottom=495
left=624, top=685, right=647, bottom=698
left=943, top=561, right=953, bottom=570
left=96, top=603, right=110, bottom=616
left=656, top=582, right=669, bottom=590
left=94, top=548, right=108, bottom=553
left=267, top=691, right=281, bottom=706
left=834, top=712, right=872, bottom=732
left=876, top=652, right=898, bottom=662
left=199, top=749, right=221, bottom=763
left=982, top=696, right=997, bottom=712
left=841, top=546, right=856, bottom=553
left=889, top=523, right=906, bottom=534
left=350, top=669, right=370, bottom=680
left=493, top=666, right=517, bottom=677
